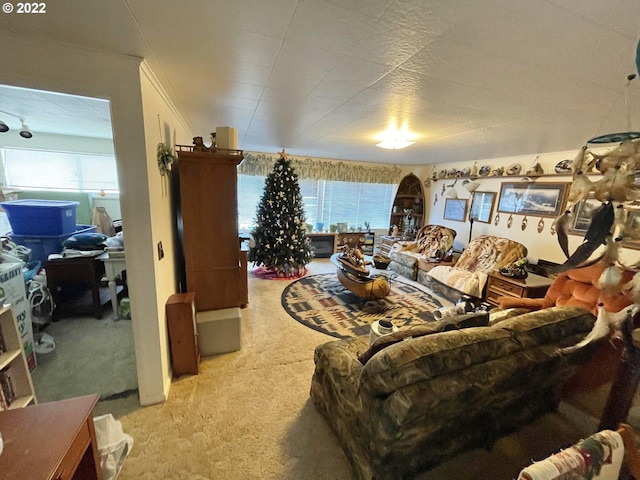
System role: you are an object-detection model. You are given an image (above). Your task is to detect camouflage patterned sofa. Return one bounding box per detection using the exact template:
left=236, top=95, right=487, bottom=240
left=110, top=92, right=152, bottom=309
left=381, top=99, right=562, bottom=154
left=310, top=306, right=597, bottom=480
left=388, top=225, right=457, bottom=280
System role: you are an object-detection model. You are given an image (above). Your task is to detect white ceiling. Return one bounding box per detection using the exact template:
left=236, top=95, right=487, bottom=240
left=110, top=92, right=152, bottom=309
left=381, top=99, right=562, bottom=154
left=1, top=0, right=640, bottom=165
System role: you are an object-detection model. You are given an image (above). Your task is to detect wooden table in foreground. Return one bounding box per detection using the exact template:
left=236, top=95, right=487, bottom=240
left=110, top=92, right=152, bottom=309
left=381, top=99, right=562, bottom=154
left=0, top=394, right=103, bottom=480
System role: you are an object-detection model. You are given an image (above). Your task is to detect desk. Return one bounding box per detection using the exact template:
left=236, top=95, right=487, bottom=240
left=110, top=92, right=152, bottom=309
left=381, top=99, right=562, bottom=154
left=45, top=255, right=106, bottom=319
left=0, top=394, right=103, bottom=480
left=98, top=252, right=126, bottom=319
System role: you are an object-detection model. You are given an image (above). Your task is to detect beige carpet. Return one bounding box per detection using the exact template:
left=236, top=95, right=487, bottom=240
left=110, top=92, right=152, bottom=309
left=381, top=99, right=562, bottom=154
left=110, top=259, right=633, bottom=480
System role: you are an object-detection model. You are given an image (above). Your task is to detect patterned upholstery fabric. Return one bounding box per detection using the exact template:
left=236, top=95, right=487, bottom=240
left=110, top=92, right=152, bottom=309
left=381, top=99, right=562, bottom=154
left=388, top=225, right=457, bottom=280
left=423, top=235, right=527, bottom=300
left=310, top=306, right=597, bottom=480
left=498, top=261, right=634, bottom=315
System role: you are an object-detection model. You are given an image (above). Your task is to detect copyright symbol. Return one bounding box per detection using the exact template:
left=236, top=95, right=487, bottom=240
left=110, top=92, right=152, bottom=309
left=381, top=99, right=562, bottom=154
left=2, top=3, right=13, bottom=13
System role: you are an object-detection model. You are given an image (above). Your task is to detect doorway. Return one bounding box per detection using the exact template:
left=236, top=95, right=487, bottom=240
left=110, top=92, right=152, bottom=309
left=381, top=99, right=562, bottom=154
left=0, top=84, right=136, bottom=403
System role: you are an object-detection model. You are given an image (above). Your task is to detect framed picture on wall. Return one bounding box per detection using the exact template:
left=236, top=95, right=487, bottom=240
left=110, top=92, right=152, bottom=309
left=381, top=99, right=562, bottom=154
left=443, top=198, right=467, bottom=222
left=497, top=182, right=568, bottom=217
left=569, top=195, right=601, bottom=236
left=623, top=209, right=640, bottom=250
left=470, top=191, right=496, bottom=223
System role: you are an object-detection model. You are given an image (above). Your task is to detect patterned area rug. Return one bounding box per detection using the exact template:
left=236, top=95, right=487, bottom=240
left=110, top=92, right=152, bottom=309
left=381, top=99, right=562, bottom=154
left=281, top=273, right=443, bottom=339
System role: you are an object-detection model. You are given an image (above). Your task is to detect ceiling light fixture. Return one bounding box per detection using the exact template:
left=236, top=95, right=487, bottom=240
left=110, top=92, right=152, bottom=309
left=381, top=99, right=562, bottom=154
left=0, top=109, right=33, bottom=139
left=19, top=120, right=32, bottom=139
left=375, top=121, right=416, bottom=150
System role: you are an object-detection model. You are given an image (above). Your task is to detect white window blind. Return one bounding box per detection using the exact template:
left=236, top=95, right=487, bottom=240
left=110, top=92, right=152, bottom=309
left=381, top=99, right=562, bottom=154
left=238, top=174, right=396, bottom=231
left=2, top=147, right=119, bottom=193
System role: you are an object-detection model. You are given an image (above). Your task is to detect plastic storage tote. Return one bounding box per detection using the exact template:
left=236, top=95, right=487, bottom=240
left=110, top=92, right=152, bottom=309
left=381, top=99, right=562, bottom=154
left=9, top=224, right=97, bottom=264
left=1, top=199, right=79, bottom=235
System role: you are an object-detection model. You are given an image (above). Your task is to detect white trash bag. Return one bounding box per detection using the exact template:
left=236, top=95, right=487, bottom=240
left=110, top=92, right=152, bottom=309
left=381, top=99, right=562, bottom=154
left=93, top=414, right=134, bottom=480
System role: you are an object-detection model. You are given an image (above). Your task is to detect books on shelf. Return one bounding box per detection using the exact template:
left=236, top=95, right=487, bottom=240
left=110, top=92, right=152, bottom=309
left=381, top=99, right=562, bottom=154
left=0, top=366, right=15, bottom=410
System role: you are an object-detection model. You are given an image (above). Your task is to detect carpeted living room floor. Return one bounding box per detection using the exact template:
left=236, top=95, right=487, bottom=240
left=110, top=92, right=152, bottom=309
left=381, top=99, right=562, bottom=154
left=104, top=259, right=637, bottom=480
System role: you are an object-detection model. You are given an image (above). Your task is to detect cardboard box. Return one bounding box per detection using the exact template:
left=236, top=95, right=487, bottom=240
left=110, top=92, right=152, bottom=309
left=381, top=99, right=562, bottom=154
left=0, top=256, right=36, bottom=371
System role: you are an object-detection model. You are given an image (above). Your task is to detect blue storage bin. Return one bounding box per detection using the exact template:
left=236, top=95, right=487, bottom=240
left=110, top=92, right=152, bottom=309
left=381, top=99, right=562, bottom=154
left=10, top=224, right=97, bottom=264
left=1, top=199, right=79, bottom=235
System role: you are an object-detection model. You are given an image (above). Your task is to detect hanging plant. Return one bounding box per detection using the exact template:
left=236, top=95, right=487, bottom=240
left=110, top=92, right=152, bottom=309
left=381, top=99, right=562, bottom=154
left=157, top=142, right=176, bottom=177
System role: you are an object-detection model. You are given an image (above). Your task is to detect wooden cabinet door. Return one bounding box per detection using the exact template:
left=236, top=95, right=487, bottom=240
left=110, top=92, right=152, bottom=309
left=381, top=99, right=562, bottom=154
left=178, top=151, right=246, bottom=310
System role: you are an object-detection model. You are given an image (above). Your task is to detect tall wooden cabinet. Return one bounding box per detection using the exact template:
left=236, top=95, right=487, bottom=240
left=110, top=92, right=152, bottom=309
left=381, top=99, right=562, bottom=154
left=177, top=147, right=248, bottom=311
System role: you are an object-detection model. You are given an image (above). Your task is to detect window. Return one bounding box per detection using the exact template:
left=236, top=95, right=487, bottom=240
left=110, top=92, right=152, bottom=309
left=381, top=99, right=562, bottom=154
left=238, top=174, right=396, bottom=231
left=1, top=147, right=119, bottom=193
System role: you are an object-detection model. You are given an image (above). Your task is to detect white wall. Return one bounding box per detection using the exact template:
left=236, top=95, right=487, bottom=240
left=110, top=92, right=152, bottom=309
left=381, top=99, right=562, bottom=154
left=0, top=33, right=182, bottom=405
left=138, top=61, right=193, bottom=400
left=403, top=151, right=640, bottom=266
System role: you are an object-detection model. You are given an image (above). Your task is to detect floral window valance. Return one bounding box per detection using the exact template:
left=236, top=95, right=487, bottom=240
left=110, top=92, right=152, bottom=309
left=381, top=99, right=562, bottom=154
left=239, top=152, right=402, bottom=184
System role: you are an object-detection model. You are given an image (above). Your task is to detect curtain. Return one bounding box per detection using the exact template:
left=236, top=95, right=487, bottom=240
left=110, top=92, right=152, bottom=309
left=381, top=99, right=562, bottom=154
left=239, top=152, right=402, bottom=184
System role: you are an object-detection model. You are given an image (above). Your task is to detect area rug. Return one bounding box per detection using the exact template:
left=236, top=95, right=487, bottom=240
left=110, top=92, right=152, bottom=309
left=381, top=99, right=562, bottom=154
left=281, top=273, right=443, bottom=339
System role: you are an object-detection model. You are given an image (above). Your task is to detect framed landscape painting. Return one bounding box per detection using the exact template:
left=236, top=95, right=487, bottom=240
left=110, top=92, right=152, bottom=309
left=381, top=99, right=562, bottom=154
left=497, top=182, right=568, bottom=217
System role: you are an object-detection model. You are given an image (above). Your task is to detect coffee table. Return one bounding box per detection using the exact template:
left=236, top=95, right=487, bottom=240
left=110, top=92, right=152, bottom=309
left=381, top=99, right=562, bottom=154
left=330, top=253, right=392, bottom=301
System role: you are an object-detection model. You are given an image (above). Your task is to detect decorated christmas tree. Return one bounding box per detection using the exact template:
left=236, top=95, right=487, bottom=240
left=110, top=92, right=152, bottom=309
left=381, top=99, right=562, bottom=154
left=249, top=150, right=313, bottom=278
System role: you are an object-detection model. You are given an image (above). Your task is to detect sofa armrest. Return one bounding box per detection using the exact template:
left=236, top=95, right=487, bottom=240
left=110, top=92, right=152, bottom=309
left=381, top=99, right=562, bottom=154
left=312, top=337, right=368, bottom=396
left=498, top=296, right=544, bottom=311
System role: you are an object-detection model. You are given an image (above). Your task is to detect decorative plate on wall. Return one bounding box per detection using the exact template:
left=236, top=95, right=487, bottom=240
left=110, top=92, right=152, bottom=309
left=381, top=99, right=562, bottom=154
left=554, top=159, right=573, bottom=174
left=479, top=165, right=491, bottom=176
left=507, top=163, right=522, bottom=175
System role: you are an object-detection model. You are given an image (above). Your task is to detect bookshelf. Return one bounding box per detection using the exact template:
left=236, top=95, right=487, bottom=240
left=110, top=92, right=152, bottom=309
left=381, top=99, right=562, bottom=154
left=0, top=305, right=36, bottom=410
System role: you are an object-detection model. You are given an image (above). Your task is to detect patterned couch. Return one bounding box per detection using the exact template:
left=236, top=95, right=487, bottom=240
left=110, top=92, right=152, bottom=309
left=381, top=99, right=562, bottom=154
left=310, top=306, right=598, bottom=480
left=388, top=225, right=457, bottom=280
left=422, top=235, right=527, bottom=302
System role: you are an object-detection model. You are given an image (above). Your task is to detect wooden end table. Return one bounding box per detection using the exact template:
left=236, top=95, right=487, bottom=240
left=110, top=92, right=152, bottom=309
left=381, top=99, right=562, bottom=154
left=485, top=270, right=553, bottom=307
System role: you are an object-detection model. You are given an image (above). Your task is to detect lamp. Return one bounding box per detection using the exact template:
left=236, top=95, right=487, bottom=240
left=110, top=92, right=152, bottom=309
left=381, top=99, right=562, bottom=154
left=462, top=179, right=481, bottom=243
left=375, top=121, right=416, bottom=149
left=0, top=109, right=33, bottom=138
left=444, top=179, right=458, bottom=198
left=19, top=120, right=32, bottom=139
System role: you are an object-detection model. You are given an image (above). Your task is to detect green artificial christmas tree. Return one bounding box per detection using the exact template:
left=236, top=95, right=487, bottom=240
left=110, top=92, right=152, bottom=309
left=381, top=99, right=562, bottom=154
left=249, top=149, right=313, bottom=278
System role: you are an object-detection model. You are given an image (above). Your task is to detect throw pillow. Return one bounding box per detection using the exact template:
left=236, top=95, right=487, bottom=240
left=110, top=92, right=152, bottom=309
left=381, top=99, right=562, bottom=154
left=358, top=311, right=489, bottom=365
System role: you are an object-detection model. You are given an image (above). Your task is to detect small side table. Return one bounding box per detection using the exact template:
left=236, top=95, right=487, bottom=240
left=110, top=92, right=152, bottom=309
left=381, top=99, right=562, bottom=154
left=45, top=254, right=106, bottom=319
left=378, top=235, right=402, bottom=257
left=485, top=270, right=553, bottom=307
left=98, top=251, right=127, bottom=319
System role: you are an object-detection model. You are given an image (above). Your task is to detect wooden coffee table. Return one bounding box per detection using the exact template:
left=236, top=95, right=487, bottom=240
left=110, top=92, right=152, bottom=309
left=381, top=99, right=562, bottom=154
left=330, top=253, right=392, bottom=301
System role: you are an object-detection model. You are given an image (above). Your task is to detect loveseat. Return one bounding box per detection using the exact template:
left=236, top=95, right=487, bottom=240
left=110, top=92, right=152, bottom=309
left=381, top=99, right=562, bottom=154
left=422, top=235, right=527, bottom=302
left=310, top=306, right=598, bottom=480
left=388, top=224, right=457, bottom=280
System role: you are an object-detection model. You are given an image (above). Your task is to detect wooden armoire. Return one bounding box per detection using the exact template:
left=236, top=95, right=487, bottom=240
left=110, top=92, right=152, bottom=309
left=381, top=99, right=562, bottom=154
left=176, top=146, right=248, bottom=311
